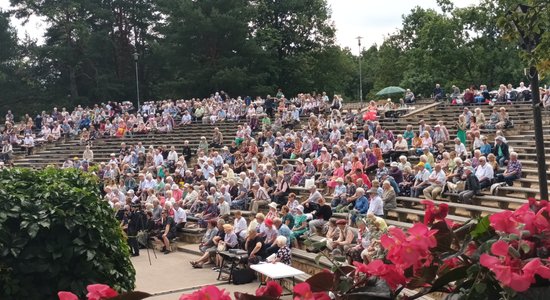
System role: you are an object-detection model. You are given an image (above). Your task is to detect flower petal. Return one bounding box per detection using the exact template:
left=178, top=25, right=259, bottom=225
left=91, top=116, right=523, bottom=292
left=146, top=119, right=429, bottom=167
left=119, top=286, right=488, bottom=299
left=491, top=240, right=509, bottom=257
left=58, top=291, right=78, bottom=300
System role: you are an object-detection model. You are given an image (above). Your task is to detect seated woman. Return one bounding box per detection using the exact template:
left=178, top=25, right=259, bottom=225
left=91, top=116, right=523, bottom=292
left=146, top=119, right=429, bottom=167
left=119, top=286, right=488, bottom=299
left=190, top=219, right=220, bottom=268
left=290, top=205, right=308, bottom=247
left=290, top=158, right=305, bottom=186
left=305, top=218, right=340, bottom=253
left=245, top=229, right=265, bottom=264
left=156, top=209, right=176, bottom=254
left=272, top=236, right=291, bottom=265
left=214, top=224, right=239, bottom=270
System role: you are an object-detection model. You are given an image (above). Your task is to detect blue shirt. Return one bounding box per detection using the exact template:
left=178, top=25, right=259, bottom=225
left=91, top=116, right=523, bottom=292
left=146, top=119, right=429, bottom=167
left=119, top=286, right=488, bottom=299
left=480, top=144, right=492, bottom=156
left=277, top=224, right=292, bottom=246
left=354, top=195, right=369, bottom=214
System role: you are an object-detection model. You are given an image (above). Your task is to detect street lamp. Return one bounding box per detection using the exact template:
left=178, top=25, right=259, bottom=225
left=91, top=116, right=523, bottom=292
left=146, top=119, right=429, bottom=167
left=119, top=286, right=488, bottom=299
left=133, top=52, right=141, bottom=111
left=509, top=4, right=548, bottom=200
left=356, top=36, right=363, bottom=108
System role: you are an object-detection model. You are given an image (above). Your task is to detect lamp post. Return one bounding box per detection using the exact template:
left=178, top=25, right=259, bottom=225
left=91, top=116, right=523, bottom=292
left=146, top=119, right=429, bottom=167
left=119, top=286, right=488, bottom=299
left=133, top=52, right=141, bottom=111
left=510, top=4, right=548, bottom=200
left=356, top=36, right=363, bottom=108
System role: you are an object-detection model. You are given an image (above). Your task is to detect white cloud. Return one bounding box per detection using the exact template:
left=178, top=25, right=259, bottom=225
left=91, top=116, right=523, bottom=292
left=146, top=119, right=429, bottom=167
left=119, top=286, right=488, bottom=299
left=328, top=0, right=480, bottom=54
left=0, top=0, right=47, bottom=43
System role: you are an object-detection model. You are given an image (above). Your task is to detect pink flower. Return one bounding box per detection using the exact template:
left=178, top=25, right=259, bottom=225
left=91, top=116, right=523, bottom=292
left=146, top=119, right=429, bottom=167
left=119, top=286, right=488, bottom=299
left=180, top=286, right=231, bottom=300
left=256, top=281, right=283, bottom=298
left=480, top=240, right=550, bottom=292
left=58, top=291, right=78, bottom=300
left=363, top=260, right=408, bottom=290
left=380, top=223, right=437, bottom=270
left=86, top=284, right=118, bottom=300
left=421, top=200, right=449, bottom=225
left=489, top=210, right=520, bottom=235
left=293, top=282, right=330, bottom=300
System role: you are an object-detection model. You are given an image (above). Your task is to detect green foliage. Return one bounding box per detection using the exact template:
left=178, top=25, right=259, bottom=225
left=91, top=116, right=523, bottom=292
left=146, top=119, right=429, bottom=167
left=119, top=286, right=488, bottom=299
left=1, top=0, right=548, bottom=117
left=0, top=167, right=135, bottom=300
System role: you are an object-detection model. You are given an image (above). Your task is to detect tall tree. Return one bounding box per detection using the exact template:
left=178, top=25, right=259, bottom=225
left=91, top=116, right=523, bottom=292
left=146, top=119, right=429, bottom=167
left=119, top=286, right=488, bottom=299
left=154, top=0, right=271, bottom=98
left=251, top=0, right=336, bottom=95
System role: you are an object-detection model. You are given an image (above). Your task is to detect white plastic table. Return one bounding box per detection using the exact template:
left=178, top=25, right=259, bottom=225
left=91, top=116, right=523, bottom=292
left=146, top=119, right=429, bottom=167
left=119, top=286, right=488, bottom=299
left=250, top=262, right=305, bottom=291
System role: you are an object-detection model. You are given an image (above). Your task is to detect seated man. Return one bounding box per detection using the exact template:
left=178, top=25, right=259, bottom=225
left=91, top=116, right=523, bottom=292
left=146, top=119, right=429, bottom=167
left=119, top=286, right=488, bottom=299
left=217, top=195, right=230, bottom=220
left=495, top=152, right=522, bottom=186
left=307, top=198, right=332, bottom=236
left=492, top=136, right=510, bottom=167
left=329, top=219, right=355, bottom=257
left=411, top=162, right=430, bottom=197
left=458, top=167, right=480, bottom=204
left=196, top=196, right=219, bottom=227
left=173, top=201, right=187, bottom=232
left=301, top=186, right=322, bottom=214
left=423, top=164, right=446, bottom=200
left=475, top=156, right=494, bottom=190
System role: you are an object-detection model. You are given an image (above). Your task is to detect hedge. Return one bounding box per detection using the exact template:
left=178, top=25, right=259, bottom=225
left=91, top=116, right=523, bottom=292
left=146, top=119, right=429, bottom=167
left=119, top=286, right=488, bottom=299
left=0, top=167, right=135, bottom=299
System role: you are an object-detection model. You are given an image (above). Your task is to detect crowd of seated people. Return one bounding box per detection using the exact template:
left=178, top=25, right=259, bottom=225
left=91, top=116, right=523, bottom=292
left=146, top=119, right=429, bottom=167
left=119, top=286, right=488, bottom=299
left=0, top=84, right=530, bottom=267
left=444, top=82, right=550, bottom=107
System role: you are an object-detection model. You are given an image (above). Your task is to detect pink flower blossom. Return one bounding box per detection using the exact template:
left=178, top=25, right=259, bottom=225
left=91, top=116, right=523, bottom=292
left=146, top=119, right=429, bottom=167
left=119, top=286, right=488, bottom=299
left=480, top=240, right=550, bottom=292
left=179, top=286, right=231, bottom=300
left=86, top=284, right=118, bottom=300
left=293, top=282, right=330, bottom=300
left=58, top=291, right=78, bottom=300
left=256, top=281, right=283, bottom=298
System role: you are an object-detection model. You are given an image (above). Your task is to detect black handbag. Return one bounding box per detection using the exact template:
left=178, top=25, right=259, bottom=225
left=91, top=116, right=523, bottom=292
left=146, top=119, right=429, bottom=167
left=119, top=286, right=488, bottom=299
left=232, top=268, right=256, bottom=285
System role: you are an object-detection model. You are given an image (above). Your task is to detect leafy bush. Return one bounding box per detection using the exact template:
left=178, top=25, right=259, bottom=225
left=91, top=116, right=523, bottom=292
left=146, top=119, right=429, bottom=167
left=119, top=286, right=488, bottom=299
left=0, top=167, right=135, bottom=299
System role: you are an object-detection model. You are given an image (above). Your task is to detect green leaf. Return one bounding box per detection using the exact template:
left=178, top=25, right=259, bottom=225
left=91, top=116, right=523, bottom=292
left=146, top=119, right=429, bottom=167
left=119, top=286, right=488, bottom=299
left=86, top=250, right=95, bottom=261
left=470, top=216, right=490, bottom=239
left=475, top=282, right=487, bottom=294
left=27, top=223, right=39, bottom=238
left=520, top=241, right=531, bottom=254
left=429, top=265, right=469, bottom=293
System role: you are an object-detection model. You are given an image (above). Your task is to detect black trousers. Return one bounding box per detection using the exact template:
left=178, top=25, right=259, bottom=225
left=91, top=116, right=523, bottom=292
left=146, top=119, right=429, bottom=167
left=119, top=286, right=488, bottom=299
left=128, top=235, right=139, bottom=255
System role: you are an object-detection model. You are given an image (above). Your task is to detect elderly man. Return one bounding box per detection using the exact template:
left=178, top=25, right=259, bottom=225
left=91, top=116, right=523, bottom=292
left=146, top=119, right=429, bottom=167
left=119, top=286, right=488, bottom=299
left=495, top=152, right=522, bottom=186
left=458, top=167, right=480, bottom=204
left=492, top=136, right=510, bottom=167
left=249, top=182, right=270, bottom=213
left=411, top=162, right=431, bottom=198
left=423, top=164, right=447, bottom=200
left=301, top=185, right=323, bottom=213
left=475, top=156, right=494, bottom=189
left=454, top=138, right=467, bottom=158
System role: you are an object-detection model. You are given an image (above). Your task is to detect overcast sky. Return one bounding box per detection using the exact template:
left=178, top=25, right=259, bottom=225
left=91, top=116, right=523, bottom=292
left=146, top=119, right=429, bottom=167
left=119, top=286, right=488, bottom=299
left=0, top=0, right=480, bottom=53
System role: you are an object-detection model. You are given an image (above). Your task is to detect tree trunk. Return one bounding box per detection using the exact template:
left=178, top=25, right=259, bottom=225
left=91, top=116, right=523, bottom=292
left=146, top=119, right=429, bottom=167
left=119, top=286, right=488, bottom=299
left=69, top=65, right=79, bottom=101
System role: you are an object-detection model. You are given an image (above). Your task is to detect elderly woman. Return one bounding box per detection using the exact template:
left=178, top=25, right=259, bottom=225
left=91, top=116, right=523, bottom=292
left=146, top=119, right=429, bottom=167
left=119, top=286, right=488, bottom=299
left=214, top=224, right=239, bottom=270
left=381, top=180, right=397, bottom=217
left=290, top=205, right=308, bottom=247
left=190, top=219, right=220, bottom=268
left=245, top=228, right=265, bottom=264
left=272, top=236, right=291, bottom=265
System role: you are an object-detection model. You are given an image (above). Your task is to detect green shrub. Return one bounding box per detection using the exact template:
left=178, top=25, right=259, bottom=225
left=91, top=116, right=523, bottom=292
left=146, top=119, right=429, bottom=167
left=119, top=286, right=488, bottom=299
left=0, top=167, right=135, bottom=299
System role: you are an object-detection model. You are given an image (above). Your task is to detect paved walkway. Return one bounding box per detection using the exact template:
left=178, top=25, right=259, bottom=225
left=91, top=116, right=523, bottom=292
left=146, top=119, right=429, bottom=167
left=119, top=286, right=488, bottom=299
left=131, top=250, right=260, bottom=299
